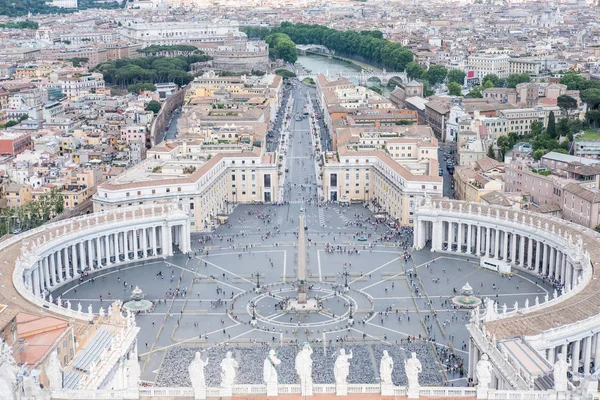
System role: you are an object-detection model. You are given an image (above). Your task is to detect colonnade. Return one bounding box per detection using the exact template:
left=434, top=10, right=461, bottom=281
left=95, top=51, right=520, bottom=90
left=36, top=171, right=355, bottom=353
left=415, top=219, right=582, bottom=290
left=25, top=223, right=190, bottom=299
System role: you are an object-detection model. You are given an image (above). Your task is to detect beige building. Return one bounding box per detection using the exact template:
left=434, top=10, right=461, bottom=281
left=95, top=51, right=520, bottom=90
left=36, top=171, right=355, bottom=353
left=322, top=126, right=442, bottom=225
left=93, top=141, right=279, bottom=231
left=5, top=182, right=32, bottom=207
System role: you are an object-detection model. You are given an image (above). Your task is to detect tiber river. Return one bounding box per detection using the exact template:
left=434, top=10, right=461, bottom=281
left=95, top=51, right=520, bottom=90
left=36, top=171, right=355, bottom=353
left=295, top=53, right=394, bottom=96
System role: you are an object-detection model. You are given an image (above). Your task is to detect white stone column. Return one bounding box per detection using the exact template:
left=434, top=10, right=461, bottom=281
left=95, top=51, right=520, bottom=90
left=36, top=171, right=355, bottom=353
left=534, top=241, right=541, bottom=273
left=548, top=347, right=555, bottom=364
left=142, top=228, right=148, bottom=258
left=152, top=226, right=158, bottom=256
left=503, top=231, right=509, bottom=260
left=105, top=235, right=112, bottom=265
left=527, top=238, right=533, bottom=268
left=57, top=249, right=63, bottom=281
left=476, top=225, right=482, bottom=255
left=566, top=263, right=573, bottom=289
left=42, top=256, right=50, bottom=290
left=33, top=266, right=41, bottom=296
left=573, top=339, right=581, bottom=374
left=26, top=273, right=33, bottom=292
left=65, top=247, right=72, bottom=279
left=80, top=240, right=87, bottom=272
left=485, top=226, right=491, bottom=256
left=457, top=222, right=463, bottom=253
left=510, top=232, right=517, bottom=262
left=467, top=224, right=473, bottom=254
left=549, top=247, right=556, bottom=278
left=96, top=237, right=103, bottom=268
left=49, top=253, right=57, bottom=285
left=164, top=225, right=173, bottom=256
left=72, top=244, right=79, bottom=278
left=87, top=239, right=94, bottom=269
left=519, top=235, right=525, bottom=267
left=542, top=243, right=549, bottom=275
left=584, top=335, right=592, bottom=375
left=446, top=221, right=452, bottom=249
left=133, top=228, right=139, bottom=260
left=594, top=333, right=600, bottom=371
left=114, top=232, right=119, bottom=263
left=494, top=229, right=501, bottom=258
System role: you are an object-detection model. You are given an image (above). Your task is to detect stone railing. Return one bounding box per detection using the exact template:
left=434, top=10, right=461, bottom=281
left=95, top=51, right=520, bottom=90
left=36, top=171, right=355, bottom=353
left=51, top=389, right=140, bottom=399
left=469, top=323, right=531, bottom=391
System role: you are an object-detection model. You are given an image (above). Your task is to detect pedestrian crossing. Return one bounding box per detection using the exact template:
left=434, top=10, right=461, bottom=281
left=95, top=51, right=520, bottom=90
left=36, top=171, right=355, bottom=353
left=318, top=207, right=326, bottom=226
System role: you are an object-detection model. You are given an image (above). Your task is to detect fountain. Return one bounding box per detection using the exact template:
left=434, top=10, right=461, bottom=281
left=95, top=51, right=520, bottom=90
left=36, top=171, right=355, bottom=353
left=451, top=282, right=482, bottom=308
left=123, top=286, right=153, bottom=312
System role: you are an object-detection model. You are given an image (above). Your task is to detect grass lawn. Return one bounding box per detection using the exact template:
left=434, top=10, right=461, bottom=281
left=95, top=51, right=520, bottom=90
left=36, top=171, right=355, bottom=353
left=578, top=129, right=600, bottom=140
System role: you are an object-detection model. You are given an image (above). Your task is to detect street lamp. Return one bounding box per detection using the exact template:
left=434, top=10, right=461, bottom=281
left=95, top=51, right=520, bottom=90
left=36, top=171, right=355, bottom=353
left=250, top=301, right=257, bottom=327
left=252, top=271, right=261, bottom=289
left=342, top=268, right=350, bottom=291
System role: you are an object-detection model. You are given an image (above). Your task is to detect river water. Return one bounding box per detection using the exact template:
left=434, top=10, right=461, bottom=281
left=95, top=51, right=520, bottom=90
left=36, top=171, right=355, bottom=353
left=295, top=53, right=392, bottom=96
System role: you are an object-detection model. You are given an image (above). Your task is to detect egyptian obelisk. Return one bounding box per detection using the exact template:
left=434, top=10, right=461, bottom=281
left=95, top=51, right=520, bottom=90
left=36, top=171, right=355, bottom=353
left=297, top=214, right=308, bottom=304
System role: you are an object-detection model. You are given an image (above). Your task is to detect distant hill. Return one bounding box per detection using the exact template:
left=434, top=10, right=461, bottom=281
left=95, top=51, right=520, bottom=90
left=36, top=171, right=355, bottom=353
left=0, top=0, right=122, bottom=17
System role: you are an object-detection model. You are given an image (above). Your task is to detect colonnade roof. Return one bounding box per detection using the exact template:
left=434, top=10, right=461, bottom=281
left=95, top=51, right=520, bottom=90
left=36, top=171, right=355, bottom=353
left=0, top=205, right=173, bottom=332
left=424, top=199, right=600, bottom=340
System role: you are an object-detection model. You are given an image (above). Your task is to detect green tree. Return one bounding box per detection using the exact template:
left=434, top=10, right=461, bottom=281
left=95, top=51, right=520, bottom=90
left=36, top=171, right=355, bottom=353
left=581, top=88, right=600, bottom=128
left=447, top=82, right=462, bottom=96
left=406, top=62, right=424, bottom=80
left=557, top=94, right=578, bottom=119
left=482, top=74, right=500, bottom=87
left=265, top=33, right=298, bottom=63
left=128, top=83, right=157, bottom=93
left=447, top=69, right=466, bottom=85
left=560, top=72, right=586, bottom=90
left=547, top=111, right=556, bottom=138
left=468, top=86, right=484, bottom=98
left=145, top=100, right=161, bottom=114
left=483, top=80, right=495, bottom=89
left=423, top=65, right=448, bottom=86
left=531, top=120, right=544, bottom=137
left=506, top=73, right=531, bottom=88
left=487, top=145, right=496, bottom=159
left=557, top=118, right=570, bottom=137
left=533, top=149, right=545, bottom=160
left=496, top=135, right=510, bottom=161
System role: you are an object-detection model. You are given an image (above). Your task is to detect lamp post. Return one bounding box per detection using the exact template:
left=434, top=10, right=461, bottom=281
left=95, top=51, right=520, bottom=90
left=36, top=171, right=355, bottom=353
left=342, top=268, right=350, bottom=292
left=252, top=271, right=261, bottom=290
left=250, top=301, right=257, bottom=326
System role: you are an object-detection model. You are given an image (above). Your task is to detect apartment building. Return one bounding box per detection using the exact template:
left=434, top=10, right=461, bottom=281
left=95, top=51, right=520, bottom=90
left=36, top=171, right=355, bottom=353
left=508, top=58, right=542, bottom=75
left=467, top=54, right=510, bottom=79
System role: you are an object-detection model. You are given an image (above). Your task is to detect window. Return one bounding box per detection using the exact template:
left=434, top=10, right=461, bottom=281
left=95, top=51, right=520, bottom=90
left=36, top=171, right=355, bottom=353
left=177, top=187, right=181, bottom=192
left=190, top=203, right=194, bottom=209
left=231, top=174, right=236, bottom=181
left=166, top=188, right=170, bottom=193
left=242, top=174, right=246, bottom=181
left=126, top=192, right=130, bottom=197
left=152, top=190, right=156, bottom=194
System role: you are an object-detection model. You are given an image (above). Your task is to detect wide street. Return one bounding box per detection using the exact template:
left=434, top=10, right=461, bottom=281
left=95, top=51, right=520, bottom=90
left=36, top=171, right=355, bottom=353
left=53, top=81, right=553, bottom=388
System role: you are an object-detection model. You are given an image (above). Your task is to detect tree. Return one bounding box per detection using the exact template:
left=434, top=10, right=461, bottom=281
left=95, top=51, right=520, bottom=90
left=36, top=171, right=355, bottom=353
left=506, top=73, right=530, bottom=88
left=531, top=120, right=544, bottom=137
left=406, top=62, right=424, bottom=80
left=145, top=100, right=161, bottom=114
left=487, top=145, right=496, bottom=160
left=533, top=149, right=545, bottom=160
left=581, top=88, right=600, bottom=128
left=447, top=82, right=462, bottom=96
left=447, top=69, right=465, bottom=85
left=483, top=80, right=495, bottom=89
left=496, top=135, right=510, bottom=161
left=557, top=118, right=570, bottom=137
left=547, top=111, right=556, bottom=138
left=560, top=72, right=586, bottom=90
left=128, top=83, right=157, bottom=93
left=468, top=86, right=483, bottom=98
left=423, top=65, right=447, bottom=86
left=557, top=94, right=578, bottom=119
left=265, top=33, right=298, bottom=63
left=482, top=74, right=500, bottom=87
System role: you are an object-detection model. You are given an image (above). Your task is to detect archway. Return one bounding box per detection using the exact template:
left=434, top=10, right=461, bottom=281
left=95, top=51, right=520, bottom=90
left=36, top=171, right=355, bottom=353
left=366, top=76, right=383, bottom=94
left=387, top=76, right=404, bottom=89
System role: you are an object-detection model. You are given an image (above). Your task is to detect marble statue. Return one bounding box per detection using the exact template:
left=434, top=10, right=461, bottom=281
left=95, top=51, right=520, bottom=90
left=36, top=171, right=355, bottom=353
left=263, top=349, right=281, bottom=386
left=544, top=293, right=549, bottom=303
left=127, top=353, right=141, bottom=390
left=295, top=343, right=313, bottom=396
left=99, top=307, right=105, bottom=317
left=553, top=290, right=558, bottom=299
left=46, top=350, right=63, bottom=390
left=334, top=348, right=353, bottom=385
left=404, top=352, right=422, bottom=390
left=502, top=303, right=507, bottom=315
left=534, top=296, right=539, bottom=306
left=77, top=302, right=82, bottom=313
left=380, top=350, right=394, bottom=385
left=524, top=298, right=529, bottom=309
left=514, top=301, right=519, bottom=312
left=220, top=351, right=238, bottom=388
left=0, top=339, right=18, bottom=399
left=476, top=354, right=493, bottom=390
left=554, top=353, right=570, bottom=392
left=88, top=304, right=93, bottom=316
left=66, top=300, right=71, bottom=310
